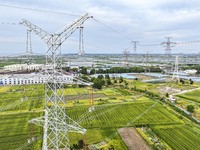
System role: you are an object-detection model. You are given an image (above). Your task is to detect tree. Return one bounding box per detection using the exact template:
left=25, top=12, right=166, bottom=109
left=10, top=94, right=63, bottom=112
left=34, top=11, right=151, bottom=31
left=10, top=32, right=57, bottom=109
left=107, top=79, right=112, bottom=85
left=114, top=79, right=117, bottom=84
left=105, top=74, right=110, bottom=79
left=93, top=78, right=102, bottom=90
left=190, top=80, right=194, bottom=85
left=166, top=93, right=169, bottom=97
left=90, top=68, right=95, bottom=74
left=80, top=67, right=87, bottom=75
left=187, top=105, right=195, bottom=113
left=125, top=82, right=128, bottom=88
left=97, top=75, right=104, bottom=80
left=119, top=76, right=123, bottom=83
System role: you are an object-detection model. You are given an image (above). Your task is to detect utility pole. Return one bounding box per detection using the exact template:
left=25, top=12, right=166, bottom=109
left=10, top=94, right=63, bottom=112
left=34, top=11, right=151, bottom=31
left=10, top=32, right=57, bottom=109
left=78, top=26, right=84, bottom=55
left=161, top=37, right=176, bottom=55
left=20, top=13, right=92, bottom=150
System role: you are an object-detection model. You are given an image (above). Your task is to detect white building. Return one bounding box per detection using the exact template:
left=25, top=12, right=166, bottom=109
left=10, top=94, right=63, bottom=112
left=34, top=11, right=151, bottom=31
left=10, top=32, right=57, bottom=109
left=4, top=64, right=52, bottom=71
left=0, top=73, right=73, bottom=85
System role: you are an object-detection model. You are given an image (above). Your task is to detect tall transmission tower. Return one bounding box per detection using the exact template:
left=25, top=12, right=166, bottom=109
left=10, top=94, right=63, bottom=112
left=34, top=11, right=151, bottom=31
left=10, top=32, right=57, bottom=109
left=26, top=29, right=33, bottom=64
left=161, top=37, right=176, bottom=55
left=20, top=13, right=92, bottom=150
left=172, top=55, right=179, bottom=81
left=131, top=41, right=139, bottom=54
left=26, top=29, right=32, bottom=55
left=78, top=26, right=84, bottom=55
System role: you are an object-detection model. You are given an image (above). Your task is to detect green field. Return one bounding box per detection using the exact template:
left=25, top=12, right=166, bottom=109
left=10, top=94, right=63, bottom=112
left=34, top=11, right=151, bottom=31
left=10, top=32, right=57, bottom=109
left=152, top=125, right=200, bottom=150
left=67, top=102, right=183, bottom=128
left=0, top=112, right=43, bottom=150
left=178, top=89, right=200, bottom=103
left=0, top=80, right=200, bottom=149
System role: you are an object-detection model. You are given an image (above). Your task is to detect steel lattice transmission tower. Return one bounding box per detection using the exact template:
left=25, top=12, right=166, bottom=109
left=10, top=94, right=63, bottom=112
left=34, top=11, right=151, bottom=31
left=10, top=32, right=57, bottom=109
left=172, top=55, right=179, bottom=81
left=20, top=13, right=92, bottom=150
left=26, top=29, right=33, bottom=64
left=131, top=41, right=139, bottom=54
left=161, top=37, right=176, bottom=55
left=78, top=26, right=84, bottom=55
left=123, top=49, right=129, bottom=67
left=26, top=29, right=33, bottom=55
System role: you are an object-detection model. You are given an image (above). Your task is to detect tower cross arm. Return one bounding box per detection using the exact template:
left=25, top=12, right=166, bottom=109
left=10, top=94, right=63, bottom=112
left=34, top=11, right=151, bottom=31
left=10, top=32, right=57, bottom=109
left=19, top=19, right=51, bottom=44
left=56, top=13, right=92, bottom=44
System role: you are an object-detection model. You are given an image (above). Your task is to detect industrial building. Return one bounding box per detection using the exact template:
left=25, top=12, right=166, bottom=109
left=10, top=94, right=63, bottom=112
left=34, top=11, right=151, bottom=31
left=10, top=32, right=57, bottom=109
left=4, top=64, right=52, bottom=71
left=0, top=73, right=73, bottom=85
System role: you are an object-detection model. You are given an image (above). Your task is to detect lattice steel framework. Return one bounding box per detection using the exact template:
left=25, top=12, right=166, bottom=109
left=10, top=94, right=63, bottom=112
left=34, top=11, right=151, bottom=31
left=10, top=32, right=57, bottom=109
left=131, top=41, right=139, bottom=54
left=20, top=13, right=92, bottom=150
left=172, top=55, right=179, bottom=81
left=123, top=49, right=129, bottom=67
left=161, top=37, right=176, bottom=55
left=78, top=26, right=84, bottom=55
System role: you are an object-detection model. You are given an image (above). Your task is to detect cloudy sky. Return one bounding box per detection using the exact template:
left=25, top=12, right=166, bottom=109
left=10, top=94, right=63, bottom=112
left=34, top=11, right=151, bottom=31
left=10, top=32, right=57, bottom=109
left=0, top=0, right=200, bottom=55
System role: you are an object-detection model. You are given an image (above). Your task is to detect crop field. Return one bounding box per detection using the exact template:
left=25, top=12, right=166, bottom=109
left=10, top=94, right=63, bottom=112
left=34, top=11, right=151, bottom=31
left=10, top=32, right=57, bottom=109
left=0, top=112, right=43, bottom=150
left=0, top=85, right=45, bottom=111
left=67, top=102, right=183, bottom=128
left=68, top=128, right=128, bottom=149
left=177, top=89, right=200, bottom=103
left=152, top=125, right=200, bottom=150
left=0, top=80, right=200, bottom=149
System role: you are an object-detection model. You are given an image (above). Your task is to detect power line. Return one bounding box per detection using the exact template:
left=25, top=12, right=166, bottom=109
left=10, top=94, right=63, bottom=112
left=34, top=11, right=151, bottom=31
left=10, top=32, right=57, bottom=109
left=0, top=4, right=79, bottom=17
left=92, top=18, right=132, bottom=41
left=139, top=44, right=160, bottom=46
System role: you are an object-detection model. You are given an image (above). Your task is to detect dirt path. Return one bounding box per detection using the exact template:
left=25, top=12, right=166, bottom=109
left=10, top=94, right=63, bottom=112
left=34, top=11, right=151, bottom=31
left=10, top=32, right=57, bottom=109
left=118, top=128, right=151, bottom=150
left=171, top=87, right=200, bottom=96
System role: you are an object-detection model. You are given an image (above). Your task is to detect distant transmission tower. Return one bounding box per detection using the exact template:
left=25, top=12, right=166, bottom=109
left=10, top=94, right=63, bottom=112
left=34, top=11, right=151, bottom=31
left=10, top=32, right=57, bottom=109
left=172, top=55, right=179, bottom=81
left=161, top=37, right=176, bottom=55
left=123, top=49, right=129, bottom=67
left=20, top=13, right=92, bottom=150
left=145, top=51, right=151, bottom=74
left=131, top=41, right=139, bottom=54
left=78, top=26, right=84, bottom=55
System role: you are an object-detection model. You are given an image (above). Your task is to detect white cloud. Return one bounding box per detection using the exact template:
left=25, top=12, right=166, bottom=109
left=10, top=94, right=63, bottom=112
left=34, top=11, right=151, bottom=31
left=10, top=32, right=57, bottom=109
left=0, top=0, right=200, bottom=54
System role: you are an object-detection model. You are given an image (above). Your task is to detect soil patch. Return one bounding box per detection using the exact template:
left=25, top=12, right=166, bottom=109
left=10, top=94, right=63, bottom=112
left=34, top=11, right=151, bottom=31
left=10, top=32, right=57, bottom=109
left=118, top=128, right=151, bottom=150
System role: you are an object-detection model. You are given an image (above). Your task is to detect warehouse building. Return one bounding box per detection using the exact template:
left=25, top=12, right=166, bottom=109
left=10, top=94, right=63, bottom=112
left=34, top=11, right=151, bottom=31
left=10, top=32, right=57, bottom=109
left=0, top=73, right=73, bottom=85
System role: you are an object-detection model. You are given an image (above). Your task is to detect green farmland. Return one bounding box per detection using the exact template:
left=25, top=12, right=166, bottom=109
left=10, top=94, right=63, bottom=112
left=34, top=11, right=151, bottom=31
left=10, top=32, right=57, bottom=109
left=0, top=80, right=200, bottom=149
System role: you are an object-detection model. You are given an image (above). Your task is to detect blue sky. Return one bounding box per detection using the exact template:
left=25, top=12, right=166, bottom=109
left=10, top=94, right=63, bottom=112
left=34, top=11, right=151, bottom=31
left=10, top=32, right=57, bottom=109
left=0, top=0, right=200, bottom=55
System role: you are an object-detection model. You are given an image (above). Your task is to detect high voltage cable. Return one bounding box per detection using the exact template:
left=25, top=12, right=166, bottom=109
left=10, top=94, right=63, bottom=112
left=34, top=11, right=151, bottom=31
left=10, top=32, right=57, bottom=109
left=176, top=40, right=200, bottom=45
left=139, top=44, right=161, bottom=46
left=0, top=4, right=79, bottom=17
left=92, top=18, right=132, bottom=41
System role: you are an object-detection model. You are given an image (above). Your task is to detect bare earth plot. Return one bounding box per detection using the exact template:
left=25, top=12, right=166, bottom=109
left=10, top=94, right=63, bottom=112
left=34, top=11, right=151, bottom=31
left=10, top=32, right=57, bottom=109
left=118, top=128, right=151, bottom=150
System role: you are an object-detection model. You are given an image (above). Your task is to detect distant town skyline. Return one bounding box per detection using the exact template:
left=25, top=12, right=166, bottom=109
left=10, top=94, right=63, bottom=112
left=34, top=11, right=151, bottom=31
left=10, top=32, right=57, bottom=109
left=0, top=0, right=200, bottom=55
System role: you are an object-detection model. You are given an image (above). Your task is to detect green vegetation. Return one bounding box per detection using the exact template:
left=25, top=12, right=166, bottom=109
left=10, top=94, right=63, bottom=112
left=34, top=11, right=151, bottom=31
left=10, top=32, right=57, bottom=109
left=152, top=125, right=200, bottom=150
left=177, top=89, right=200, bottom=103
left=0, top=77, right=200, bottom=149
left=0, top=112, right=43, bottom=150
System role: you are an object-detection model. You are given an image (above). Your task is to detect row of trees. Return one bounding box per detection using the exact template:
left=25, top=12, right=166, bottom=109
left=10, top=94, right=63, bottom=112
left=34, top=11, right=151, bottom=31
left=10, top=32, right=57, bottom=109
left=65, top=66, right=162, bottom=75
left=95, top=66, right=162, bottom=74
left=79, top=74, right=124, bottom=90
